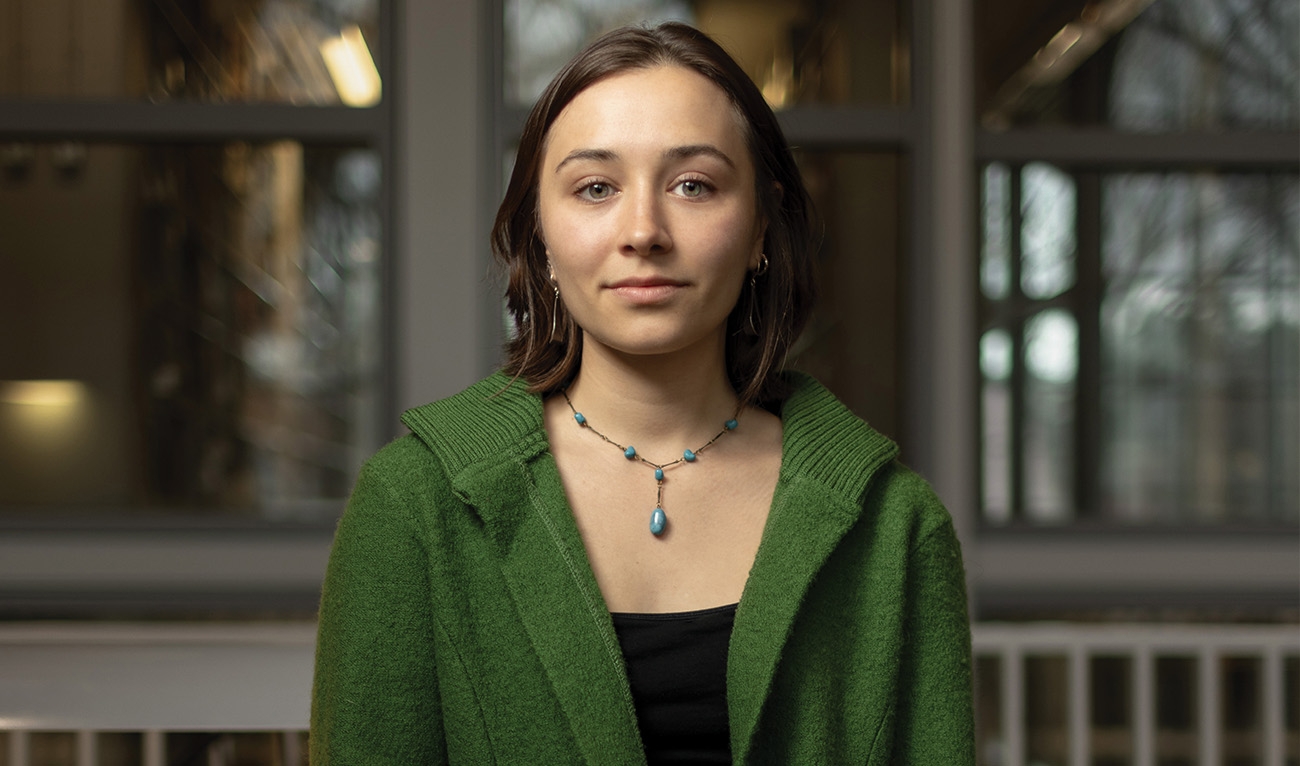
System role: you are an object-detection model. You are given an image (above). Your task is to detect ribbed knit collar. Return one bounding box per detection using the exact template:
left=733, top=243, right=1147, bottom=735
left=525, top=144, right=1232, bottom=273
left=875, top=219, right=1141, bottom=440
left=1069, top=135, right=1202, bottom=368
left=401, top=370, right=899, bottom=510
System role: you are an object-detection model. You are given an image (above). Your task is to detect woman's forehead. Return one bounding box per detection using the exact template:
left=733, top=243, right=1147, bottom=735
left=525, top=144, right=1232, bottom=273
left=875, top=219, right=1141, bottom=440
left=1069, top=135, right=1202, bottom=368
left=543, top=65, right=749, bottom=166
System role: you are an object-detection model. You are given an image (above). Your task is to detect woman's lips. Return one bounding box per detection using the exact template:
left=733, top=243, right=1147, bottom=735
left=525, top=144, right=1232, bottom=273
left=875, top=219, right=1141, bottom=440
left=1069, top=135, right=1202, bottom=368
left=607, top=278, right=685, bottom=305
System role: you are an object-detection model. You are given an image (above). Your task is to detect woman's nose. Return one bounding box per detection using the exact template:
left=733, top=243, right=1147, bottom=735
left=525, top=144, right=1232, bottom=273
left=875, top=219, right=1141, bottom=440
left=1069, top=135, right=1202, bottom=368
left=619, top=188, right=672, bottom=256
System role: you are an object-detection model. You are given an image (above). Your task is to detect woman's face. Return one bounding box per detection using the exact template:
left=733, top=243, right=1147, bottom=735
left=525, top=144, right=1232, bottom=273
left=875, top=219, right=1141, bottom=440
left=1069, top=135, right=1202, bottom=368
left=537, top=65, right=765, bottom=361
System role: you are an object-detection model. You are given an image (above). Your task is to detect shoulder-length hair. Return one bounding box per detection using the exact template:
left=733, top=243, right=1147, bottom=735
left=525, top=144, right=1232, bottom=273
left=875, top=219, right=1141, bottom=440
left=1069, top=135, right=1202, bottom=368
left=492, top=22, right=817, bottom=406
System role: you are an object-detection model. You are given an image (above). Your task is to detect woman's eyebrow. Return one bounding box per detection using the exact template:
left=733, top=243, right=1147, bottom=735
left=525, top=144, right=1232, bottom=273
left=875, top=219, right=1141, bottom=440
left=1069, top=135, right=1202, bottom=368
left=554, top=148, right=617, bottom=173
left=554, top=144, right=735, bottom=173
left=663, top=144, right=735, bottom=168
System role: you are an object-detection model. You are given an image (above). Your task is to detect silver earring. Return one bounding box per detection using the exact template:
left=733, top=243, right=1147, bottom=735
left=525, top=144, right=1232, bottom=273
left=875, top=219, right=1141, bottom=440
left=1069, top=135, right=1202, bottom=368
left=745, top=254, right=768, bottom=336
left=550, top=283, right=561, bottom=341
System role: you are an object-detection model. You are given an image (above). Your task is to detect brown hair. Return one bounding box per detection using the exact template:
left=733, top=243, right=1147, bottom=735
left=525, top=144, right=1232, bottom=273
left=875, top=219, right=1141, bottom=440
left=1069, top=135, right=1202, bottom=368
left=492, top=22, right=817, bottom=406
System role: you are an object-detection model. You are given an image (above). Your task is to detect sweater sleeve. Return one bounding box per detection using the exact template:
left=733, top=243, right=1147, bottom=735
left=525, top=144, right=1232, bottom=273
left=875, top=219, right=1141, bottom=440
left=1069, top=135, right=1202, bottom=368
left=893, top=514, right=975, bottom=765
left=311, top=457, right=447, bottom=764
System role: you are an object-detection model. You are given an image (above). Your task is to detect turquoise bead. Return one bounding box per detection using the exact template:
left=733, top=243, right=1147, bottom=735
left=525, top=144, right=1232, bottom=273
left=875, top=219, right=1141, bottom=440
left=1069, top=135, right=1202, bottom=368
left=683, top=449, right=696, bottom=462
left=574, top=412, right=586, bottom=425
left=654, top=468, right=664, bottom=481
left=624, top=446, right=636, bottom=459
left=649, top=507, right=667, bottom=536
left=725, top=419, right=738, bottom=430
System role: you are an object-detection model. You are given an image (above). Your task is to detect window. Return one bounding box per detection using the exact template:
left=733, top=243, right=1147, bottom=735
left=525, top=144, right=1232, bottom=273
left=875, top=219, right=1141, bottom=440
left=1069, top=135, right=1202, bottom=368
left=976, top=0, right=1299, bottom=527
left=0, top=1, right=389, bottom=523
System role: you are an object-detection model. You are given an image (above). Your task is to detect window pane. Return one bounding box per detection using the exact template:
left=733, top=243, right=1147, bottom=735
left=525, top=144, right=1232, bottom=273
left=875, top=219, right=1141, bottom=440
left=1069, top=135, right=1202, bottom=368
left=976, top=0, right=1298, bottom=131
left=788, top=152, right=903, bottom=439
left=1023, top=308, right=1078, bottom=522
left=0, top=0, right=382, bottom=105
left=981, top=328, right=1013, bottom=523
left=1101, top=173, right=1299, bottom=524
left=981, top=163, right=1298, bottom=526
left=982, top=162, right=1012, bottom=300
left=1021, top=163, right=1076, bottom=300
left=0, top=142, right=384, bottom=519
left=505, top=0, right=907, bottom=109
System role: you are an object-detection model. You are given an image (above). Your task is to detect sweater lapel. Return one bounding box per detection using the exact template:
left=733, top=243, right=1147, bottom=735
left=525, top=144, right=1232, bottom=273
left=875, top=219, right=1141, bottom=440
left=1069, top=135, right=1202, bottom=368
left=403, top=375, right=645, bottom=765
left=728, top=374, right=899, bottom=764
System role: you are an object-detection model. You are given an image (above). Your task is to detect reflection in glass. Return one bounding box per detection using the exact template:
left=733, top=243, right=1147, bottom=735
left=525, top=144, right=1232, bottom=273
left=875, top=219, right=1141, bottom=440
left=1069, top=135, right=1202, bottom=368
left=1021, top=163, right=1076, bottom=300
left=504, top=0, right=906, bottom=109
left=0, top=143, right=383, bottom=518
left=981, top=329, right=1012, bottom=522
left=977, top=0, right=1298, bottom=130
left=982, top=163, right=1012, bottom=300
left=787, top=152, right=902, bottom=438
left=1112, top=1, right=1298, bottom=132
left=1101, top=173, right=1299, bottom=524
left=1023, top=309, right=1077, bottom=522
left=0, top=0, right=382, bottom=104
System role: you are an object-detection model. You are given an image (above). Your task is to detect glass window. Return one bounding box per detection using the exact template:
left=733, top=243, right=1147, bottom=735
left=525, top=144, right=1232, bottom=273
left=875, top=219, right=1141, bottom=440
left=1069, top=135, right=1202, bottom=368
left=0, top=0, right=382, bottom=105
left=0, top=142, right=384, bottom=520
left=787, top=151, right=903, bottom=438
left=980, top=165, right=1298, bottom=526
left=976, top=0, right=1298, bottom=131
left=1101, top=172, right=1298, bottom=524
left=504, top=0, right=907, bottom=110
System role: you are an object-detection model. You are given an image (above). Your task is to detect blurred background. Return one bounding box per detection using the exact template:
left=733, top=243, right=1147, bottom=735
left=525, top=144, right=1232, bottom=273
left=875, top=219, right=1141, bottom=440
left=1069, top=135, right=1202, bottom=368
left=0, top=0, right=1295, bottom=764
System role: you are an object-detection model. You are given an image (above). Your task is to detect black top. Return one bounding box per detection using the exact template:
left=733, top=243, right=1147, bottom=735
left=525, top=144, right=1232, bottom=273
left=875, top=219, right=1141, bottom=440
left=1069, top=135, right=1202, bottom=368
left=610, top=603, right=738, bottom=765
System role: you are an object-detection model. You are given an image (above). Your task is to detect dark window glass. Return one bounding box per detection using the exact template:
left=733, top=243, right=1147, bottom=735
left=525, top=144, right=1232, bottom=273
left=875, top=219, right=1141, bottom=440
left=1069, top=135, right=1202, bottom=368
left=0, top=0, right=381, bottom=105
left=0, top=142, right=384, bottom=519
left=981, top=166, right=1298, bottom=525
left=976, top=0, right=1298, bottom=131
left=504, top=0, right=907, bottom=110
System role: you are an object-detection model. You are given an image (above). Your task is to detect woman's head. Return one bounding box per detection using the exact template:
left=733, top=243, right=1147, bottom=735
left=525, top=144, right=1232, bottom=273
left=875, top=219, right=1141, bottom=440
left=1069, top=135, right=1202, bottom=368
left=493, top=22, right=816, bottom=406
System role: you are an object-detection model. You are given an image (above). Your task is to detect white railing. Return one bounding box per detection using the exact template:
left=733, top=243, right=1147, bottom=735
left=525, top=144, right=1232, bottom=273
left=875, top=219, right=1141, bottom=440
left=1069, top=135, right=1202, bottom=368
left=0, top=622, right=315, bottom=766
left=972, top=623, right=1300, bottom=766
left=0, top=622, right=1295, bottom=766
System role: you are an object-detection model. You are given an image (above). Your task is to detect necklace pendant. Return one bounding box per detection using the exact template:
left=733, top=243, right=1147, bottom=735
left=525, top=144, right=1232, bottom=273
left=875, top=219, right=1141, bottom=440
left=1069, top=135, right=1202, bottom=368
left=649, top=507, right=667, bottom=536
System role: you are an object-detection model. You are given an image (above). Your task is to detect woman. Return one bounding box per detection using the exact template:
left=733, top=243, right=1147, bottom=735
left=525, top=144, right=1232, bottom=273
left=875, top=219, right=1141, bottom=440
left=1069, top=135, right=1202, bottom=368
left=312, top=22, right=973, bottom=765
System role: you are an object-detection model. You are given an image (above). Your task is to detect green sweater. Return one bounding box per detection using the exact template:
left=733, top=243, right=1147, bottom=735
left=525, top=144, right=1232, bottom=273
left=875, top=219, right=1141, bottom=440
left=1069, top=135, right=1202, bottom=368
left=311, top=372, right=973, bottom=765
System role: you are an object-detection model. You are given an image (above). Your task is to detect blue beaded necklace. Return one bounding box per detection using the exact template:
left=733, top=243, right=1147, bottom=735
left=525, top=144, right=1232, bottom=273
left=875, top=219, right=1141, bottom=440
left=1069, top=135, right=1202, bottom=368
left=562, top=390, right=739, bottom=537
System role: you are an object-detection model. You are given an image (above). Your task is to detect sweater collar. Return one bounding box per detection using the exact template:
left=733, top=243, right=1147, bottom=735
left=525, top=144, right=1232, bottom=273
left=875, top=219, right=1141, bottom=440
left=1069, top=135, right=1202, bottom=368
left=400, top=369, right=899, bottom=510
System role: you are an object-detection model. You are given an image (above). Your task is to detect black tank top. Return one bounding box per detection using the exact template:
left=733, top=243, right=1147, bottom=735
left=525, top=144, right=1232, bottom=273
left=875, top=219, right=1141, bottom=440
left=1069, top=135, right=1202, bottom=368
left=609, top=603, right=738, bottom=765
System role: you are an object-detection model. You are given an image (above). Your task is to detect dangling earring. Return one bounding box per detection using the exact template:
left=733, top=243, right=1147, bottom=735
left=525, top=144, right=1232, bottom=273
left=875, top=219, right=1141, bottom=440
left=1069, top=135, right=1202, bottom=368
left=745, top=253, right=769, bottom=336
left=547, top=260, right=561, bottom=342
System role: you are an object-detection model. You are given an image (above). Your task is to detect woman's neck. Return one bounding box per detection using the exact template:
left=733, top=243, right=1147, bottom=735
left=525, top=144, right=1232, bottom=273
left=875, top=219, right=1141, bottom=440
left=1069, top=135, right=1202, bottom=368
left=562, top=336, right=740, bottom=454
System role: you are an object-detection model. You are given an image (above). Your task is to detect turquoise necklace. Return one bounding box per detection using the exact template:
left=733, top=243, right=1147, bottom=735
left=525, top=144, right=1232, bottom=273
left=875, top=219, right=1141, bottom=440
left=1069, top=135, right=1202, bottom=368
left=562, top=390, right=739, bottom=537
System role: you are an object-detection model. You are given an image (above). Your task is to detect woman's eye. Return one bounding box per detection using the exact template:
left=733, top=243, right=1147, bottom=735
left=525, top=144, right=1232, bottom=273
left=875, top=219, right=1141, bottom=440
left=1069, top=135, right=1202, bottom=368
left=581, top=182, right=611, bottom=200
left=678, top=179, right=705, bottom=198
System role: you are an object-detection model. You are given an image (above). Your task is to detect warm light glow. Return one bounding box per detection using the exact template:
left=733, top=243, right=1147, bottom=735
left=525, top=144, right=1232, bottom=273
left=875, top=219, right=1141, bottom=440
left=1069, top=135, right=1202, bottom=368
left=320, top=25, right=382, bottom=108
left=0, top=380, right=87, bottom=407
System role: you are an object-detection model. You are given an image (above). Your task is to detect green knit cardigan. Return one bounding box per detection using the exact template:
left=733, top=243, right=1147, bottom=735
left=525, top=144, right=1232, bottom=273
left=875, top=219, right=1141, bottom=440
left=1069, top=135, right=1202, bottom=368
left=311, top=372, right=973, bottom=765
